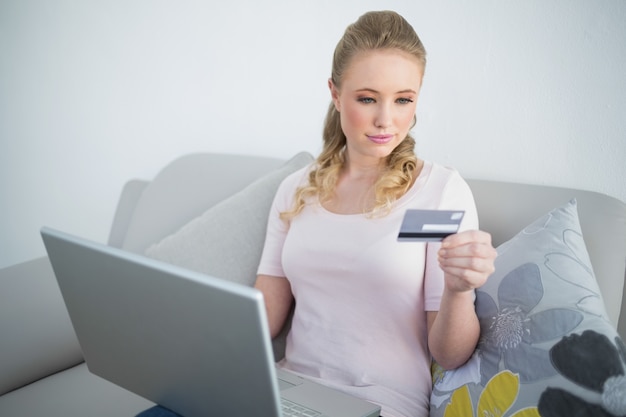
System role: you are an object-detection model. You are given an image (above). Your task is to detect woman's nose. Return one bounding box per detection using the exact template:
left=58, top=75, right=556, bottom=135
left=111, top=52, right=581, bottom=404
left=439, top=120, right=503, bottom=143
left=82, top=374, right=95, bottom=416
left=374, top=104, right=393, bottom=129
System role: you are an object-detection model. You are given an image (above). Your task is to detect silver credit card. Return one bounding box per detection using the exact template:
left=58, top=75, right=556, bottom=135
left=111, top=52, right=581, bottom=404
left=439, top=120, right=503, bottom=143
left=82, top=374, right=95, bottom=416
left=397, top=209, right=465, bottom=242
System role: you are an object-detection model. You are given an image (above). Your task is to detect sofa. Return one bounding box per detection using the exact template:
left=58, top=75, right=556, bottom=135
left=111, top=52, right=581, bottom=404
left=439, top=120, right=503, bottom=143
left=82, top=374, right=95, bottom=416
left=1, top=151, right=625, bottom=417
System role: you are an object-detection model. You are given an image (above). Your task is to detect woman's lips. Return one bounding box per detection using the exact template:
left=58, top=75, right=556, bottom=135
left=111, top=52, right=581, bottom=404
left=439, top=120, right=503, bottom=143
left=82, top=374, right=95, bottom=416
left=368, top=134, right=394, bottom=144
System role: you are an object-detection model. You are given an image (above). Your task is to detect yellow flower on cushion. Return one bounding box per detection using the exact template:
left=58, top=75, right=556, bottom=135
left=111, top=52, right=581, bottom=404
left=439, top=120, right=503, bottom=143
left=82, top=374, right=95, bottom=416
left=444, top=385, right=473, bottom=416
left=432, top=360, right=446, bottom=385
left=443, top=371, right=540, bottom=417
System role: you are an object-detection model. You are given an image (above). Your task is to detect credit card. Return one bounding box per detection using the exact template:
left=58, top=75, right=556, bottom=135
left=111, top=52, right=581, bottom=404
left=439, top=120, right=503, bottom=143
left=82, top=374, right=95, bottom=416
left=397, top=209, right=465, bottom=242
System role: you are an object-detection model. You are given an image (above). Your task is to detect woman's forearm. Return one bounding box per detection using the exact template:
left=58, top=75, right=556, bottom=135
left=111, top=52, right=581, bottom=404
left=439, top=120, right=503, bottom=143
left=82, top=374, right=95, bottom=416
left=428, top=288, right=480, bottom=370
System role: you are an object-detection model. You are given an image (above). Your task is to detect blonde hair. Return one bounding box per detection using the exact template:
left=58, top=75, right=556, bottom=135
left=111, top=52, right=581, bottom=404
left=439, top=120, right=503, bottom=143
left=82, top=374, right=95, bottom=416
left=282, top=10, right=427, bottom=221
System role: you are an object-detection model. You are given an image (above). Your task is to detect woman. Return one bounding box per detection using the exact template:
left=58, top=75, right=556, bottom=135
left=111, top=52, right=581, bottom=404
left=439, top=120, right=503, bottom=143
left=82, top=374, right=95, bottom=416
left=138, top=10, right=496, bottom=417
left=254, top=10, right=496, bottom=417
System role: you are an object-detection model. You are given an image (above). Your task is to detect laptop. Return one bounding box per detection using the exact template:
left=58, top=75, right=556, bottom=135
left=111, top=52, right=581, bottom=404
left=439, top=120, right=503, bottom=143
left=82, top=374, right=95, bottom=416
left=41, top=227, right=381, bottom=417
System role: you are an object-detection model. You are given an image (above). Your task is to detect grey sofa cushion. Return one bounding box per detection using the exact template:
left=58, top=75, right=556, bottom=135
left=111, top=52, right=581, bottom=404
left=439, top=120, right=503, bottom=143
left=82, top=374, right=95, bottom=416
left=122, top=153, right=297, bottom=254
left=0, top=363, right=152, bottom=417
left=144, top=151, right=313, bottom=286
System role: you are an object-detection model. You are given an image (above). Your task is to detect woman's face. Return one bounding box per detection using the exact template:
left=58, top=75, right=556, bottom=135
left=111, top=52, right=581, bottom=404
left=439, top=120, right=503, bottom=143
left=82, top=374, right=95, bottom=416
left=329, top=49, right=423, bottom=164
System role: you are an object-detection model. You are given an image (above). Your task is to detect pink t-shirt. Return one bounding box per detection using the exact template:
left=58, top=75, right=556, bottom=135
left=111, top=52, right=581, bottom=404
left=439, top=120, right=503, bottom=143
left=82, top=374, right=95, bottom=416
left=257, top=160, right=478, bottom=417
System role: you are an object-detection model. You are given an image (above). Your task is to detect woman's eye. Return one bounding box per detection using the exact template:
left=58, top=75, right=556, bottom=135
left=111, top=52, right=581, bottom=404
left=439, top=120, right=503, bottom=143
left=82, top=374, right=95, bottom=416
left=357, top=97, right=375, bottom=104
left=397, top=97, right=414, bottom=104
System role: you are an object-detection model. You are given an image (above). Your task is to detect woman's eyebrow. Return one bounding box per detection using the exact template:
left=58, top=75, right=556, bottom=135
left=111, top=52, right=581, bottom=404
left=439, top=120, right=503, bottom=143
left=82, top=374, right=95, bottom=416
left=355, top=87, right=417, bottom=94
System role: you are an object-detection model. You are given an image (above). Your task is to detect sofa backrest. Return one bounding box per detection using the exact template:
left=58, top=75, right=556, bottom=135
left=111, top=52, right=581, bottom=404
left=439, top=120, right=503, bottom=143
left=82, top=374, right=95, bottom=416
left=108, top=153, right=626, bottom=339
left=118, top=153, right=287, bottom=254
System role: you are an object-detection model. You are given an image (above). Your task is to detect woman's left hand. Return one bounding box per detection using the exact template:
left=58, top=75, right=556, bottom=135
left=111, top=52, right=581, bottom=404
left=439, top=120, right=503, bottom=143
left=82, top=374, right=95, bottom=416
left=437, top=230, right=497, bottom=293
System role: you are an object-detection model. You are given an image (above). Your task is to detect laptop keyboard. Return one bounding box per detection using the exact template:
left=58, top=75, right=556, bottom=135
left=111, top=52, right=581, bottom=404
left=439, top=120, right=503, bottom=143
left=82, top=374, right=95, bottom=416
left=281, top=399, right=322, bottom=416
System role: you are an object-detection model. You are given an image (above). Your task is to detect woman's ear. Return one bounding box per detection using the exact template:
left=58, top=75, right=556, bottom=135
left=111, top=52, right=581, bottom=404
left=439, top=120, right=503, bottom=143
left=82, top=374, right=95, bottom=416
left=328, top=78, right=340, bottom=112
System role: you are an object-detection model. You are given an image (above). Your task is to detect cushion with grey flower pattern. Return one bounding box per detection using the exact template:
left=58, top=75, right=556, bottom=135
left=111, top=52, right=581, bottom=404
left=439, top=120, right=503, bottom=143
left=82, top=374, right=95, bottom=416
left=429, top=200, right=626, bottom=417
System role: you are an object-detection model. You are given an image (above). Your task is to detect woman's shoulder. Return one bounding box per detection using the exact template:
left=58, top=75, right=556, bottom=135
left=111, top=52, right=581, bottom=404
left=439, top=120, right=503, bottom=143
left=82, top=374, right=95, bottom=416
left=421, top=160, right=463, bottom=179
left=399, top=160, right=474, bottom=209
left=272, top=163, right=315, bottom=204
left=279, top=163, right=314, bottom=189
left=415, top=160, right=467, bottom=190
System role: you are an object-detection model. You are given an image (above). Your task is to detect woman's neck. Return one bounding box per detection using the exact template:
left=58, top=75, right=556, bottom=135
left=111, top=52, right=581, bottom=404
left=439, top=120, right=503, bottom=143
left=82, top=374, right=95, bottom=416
left=341, top=152, right=386, bottom=183
left=321, top=157, right=384, bottom=215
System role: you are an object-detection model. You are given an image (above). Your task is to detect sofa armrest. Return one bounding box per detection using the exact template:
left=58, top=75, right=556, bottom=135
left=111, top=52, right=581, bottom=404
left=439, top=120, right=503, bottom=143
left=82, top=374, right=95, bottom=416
left=0, top=257, right=83, bottom=395
left=108, top=179, right=149, bottom=249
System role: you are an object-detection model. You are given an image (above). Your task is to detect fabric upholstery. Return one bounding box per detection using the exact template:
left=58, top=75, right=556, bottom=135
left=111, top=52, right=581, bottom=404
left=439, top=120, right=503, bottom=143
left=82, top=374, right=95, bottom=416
left=122, top=153, right=291, bottom=254
left=0, top=363, right=152, bottom=417
left=144, top=151, right=313, bottom=287
left=0, top=257, right=83, bottom=396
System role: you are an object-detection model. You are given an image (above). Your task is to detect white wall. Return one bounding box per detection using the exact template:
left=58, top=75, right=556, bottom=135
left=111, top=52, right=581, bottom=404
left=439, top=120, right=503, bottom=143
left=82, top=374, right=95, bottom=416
left=1, top=0, right=625, bottom=269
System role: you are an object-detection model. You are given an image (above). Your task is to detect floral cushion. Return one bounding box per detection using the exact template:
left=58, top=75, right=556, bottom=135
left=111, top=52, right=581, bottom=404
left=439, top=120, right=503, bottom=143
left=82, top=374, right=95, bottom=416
left=429, top=200, right=626, bottom=417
